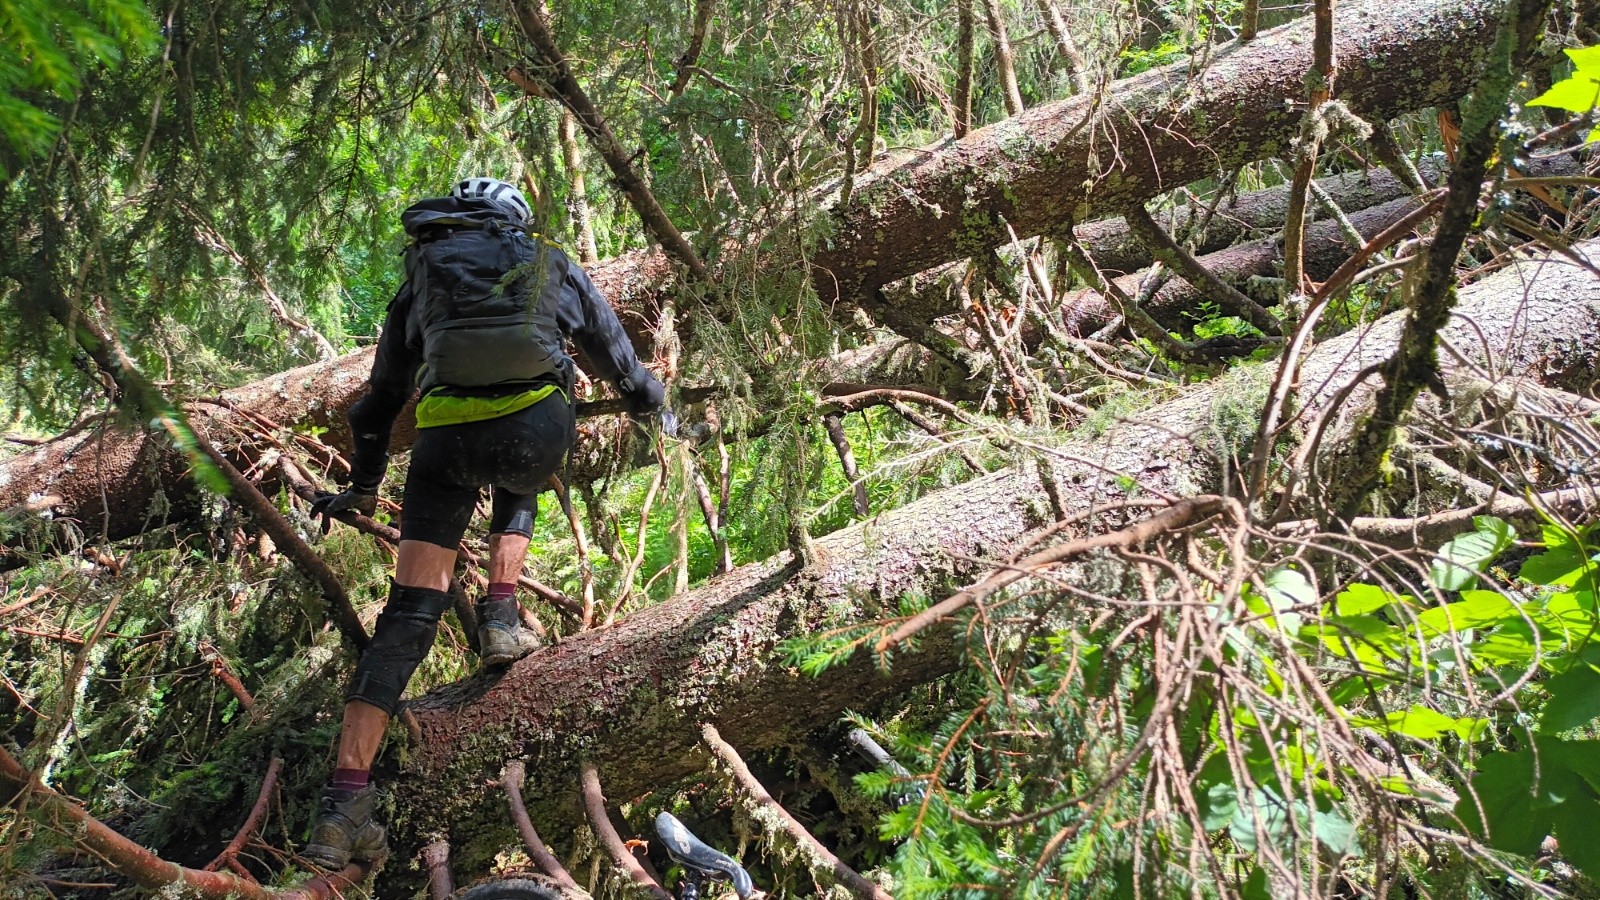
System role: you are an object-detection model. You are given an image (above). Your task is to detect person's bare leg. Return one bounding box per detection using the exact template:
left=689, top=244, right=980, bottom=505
left=487, top=532, right=531, bottom=582
left=307, top=538, right=459, bottom=869
left=478, top=532, right=535, bottom=665
left=336, top=700, right=390, bottom=771
left=393, top=539, right=458, bottom=592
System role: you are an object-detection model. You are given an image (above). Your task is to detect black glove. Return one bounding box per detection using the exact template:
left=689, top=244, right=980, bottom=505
left=310, top=485, right=378, bottom=531
left=620, top=367, right=665, bottom=419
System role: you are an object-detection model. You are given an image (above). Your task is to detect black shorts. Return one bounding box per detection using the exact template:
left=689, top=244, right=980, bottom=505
left=399, top=392, right=574, bottom=548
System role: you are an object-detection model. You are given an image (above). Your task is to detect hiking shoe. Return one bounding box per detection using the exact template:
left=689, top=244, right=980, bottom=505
left=476, top=598, right=541, bottom=669
left=478, top=620, right=540, bottom=668
left=302, top=784, right=387, bottom=871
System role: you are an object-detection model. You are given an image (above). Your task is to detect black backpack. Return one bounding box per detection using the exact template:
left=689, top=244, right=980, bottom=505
left=399, top=195, right=567, bottom=393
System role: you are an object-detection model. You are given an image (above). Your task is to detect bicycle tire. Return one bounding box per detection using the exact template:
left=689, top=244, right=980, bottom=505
left=452, top=877, right=565, bottom=900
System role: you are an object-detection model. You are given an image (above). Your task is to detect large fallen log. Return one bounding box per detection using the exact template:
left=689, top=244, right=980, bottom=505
left=1063, top=157, right=1446, bottom=280
left=0, top=0, right=1522, bottom=549
left=813, top=0, right=1512, bottom=300
left=383, top=248, right=1600, bottom=889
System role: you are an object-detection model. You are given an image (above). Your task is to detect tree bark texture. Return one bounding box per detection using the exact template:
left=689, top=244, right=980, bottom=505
left=381, top=248, right=1600, bottom=883
left=812, top=0, right=1515, bottom=301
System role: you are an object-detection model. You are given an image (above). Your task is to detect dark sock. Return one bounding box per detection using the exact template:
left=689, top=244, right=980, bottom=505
left=487, top=581, right=515, bottom=601
left=331, top=768, right=370, bottom=791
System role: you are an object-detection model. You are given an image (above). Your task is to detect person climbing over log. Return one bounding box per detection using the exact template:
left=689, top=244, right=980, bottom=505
left=299, top=176, right=665, bottom=871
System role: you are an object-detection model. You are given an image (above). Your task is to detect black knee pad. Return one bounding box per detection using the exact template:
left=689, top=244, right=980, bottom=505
left=347, top=582, right=453, bottom=715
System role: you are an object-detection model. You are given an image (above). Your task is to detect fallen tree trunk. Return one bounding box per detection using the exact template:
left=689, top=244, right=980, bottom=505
left=1062, top=194, right=1429, bottom=332
left=814, top=0, right=1514, bottom=300
left=1069, top=157, right=1446, bottom=279
left=385, top=248, right=1600, bottom=889
left=0, top=0, right=1527, bottom=550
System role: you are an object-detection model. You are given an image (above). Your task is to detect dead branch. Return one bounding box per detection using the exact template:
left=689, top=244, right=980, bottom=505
left=510, top=0, right=709, bottom=281
left=204, top=757, right=282, bottom=871
left=1334, top=0, right=1551, bottom=518
left=1275, top=486, right=1598, bottom=549
left=548, top=475, right=599, bottom=626
left=953, top=0, right=974, bottom=138
left=669, top=0, right=718, bottom=97
left=1281, top=0, right=1341, bottom=303
left=824, top=413, right=870, bottom=516
left=199, top=639, right=255, bottom=711
left=702, top=724, right=892, bottom=900
left=578, top=763, right=672, bottom=900
left=504, top=760, right=587, bottom=895
left=1033, top=0, right=1091, bottom=93
left=192, top=432, right=368, bottom=650
left=1122, top=204, right=1280, bottom=336
left=980, top=0, right=1024, bottom=116
left=0, top=745, right=367, bottom=899
left=876, top=496, right=1224, bottom=655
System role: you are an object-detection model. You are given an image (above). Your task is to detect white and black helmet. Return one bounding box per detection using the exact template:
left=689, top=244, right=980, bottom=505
left=452, top=176, right=532, bottom=223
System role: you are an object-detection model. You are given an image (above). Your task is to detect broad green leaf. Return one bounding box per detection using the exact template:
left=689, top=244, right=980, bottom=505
left=1568, top=46, right=1600, bottom=70
left=1311, top=807, right=1360, bottom=857
left=1264, top=567, right=1316, bottom=607
left=1459, top=738, right=1600, bottom=862
left=1352, top=705, right=1487, bottom=741
left=1552, top=792, right=1600, bottom=884
left=1328, top=583, right=1396, bottom=616
left=1521, top=524, right=1597, bottom=588
left=1415, top=590, right=1519, bottom=636
left=1520, top=545, right=1593, bottom=587
left=1538, top=664, right=1600, bottom=734
left=1257, top=567, right=1313, bottom=632
left=1528, top=47, right=1600, bottom=113
left=1241, top=866, right=1271, bottom=900
left=1527, top=71, right=1600, bottom=112
left=1471, top=625, right=1539, bottom=667
left=1457, top=749, right=1546, bottom=855
left=1201, top=782, right=1239, bottom=831
left=1550, top=739, right=1600, bottom=798
left=1430, top=516, right=1514, bottom=591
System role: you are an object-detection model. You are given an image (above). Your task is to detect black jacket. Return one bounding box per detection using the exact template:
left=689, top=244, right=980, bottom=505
left=345, top=237, right=649, bottom=491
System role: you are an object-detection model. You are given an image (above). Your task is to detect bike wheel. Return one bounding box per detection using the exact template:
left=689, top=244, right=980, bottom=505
left=452, top=876, right=566, bottom=900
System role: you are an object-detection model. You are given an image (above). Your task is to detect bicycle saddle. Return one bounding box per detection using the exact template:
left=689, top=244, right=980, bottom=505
left=654, top=811, right=755, bottom=899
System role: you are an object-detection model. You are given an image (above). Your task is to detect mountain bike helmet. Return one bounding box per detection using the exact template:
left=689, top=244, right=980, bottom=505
left=452, top=176, right=533, bottom=223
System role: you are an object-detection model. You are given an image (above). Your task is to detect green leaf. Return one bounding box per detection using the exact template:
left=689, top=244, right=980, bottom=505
left=1328, top=583, right=1395, bottom=616
left=1521, top=524, right=1598, bottom=589
left=1552, top=792, right=1600, bottom=883
left=1541, top=665, right=1600, bottom=734
left=1528, top=73, right=1600, bottom=112
left=1311, top=807, right=1360, bottom=857
left=1241, top=867, right=1271, bottom=900
left=1568, top=46, right=1600, bottom=70
left=1529, top=47, right=1600, bottom=113
left=1256, top=567, right=1313, bottom=632
left=1457, top=748, right=1546, bottom=856
left=1201, top=782, right=1239, bottom=831
left=1415, top=589, right=1520, bottom=636
left=1352, top=705, right=1487, bottom=741
left=1459, top=737, right=1600, bottom=867
left=1430, top=516, right=1514, bottom=591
